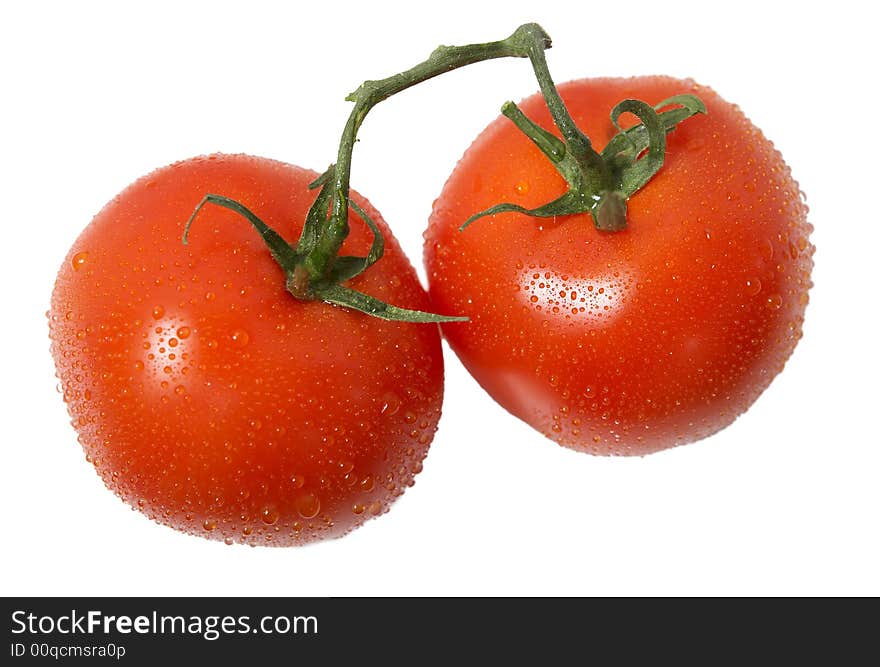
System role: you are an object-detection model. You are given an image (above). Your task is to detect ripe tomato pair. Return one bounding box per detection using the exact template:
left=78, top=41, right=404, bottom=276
left=50, top=76, right=812, bottom=546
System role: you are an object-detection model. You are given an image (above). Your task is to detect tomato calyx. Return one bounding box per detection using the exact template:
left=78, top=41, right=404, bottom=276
left=460, top=38, right=706, bottom=232
left=184, top=23, right=557, bottom=323
left=183, top=168, right=463, bottom=322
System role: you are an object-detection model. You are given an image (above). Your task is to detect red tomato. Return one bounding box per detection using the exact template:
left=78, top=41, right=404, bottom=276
left=425, top=77, right=813, bottom=456
left=50, top=154, right=444, bottom=545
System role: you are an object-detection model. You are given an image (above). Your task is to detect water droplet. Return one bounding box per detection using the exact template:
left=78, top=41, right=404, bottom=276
left=151, top=305, right=165, bottom=320
left=203, top=519, right=216, bottom=531
left=352, top=504, right=365, bottom=515
left=360, top=475, right=374, bottom=492
left=168, top=338, right=179, bottom=347
left=71, top=251, right=89, bottom=271
left=745, top=277, right=763, bottom=296
left=290, top=474, right=305, bottom=489
left=766, top=294, right=782, bottom=310
left=230, top=329, right=250, bottom=347
left=514, top=181, right=529, bottom=195
left=296, top=493, right=321, bottom=519
left=260, top=505, right=279, bottom=525
left=224, top=537, right=234, bottom=545
left=205, top=291, right=216, bottom=302
left=380, top=392, right=401, bottom=416
left=176, top=326, right=191, bottom=339
left=368, top=501, right=382, bottom=516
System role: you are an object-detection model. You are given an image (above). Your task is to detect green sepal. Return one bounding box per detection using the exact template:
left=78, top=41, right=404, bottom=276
left=297, top=166, right=336, bottom=258
left=307, top=168, right=334, bottom=191
left=607, top=99, right=666, bottom=196
left=315, top=283, right=468, bottom=323
left=502, top=101, right=567, bottom=163
left=459, top=190, right=591, bottom=230
left=326, top=199, right=385, bottom=283
left=602, top=94, right=706, bottom=174
left=183, top=194, right=300, bottom=271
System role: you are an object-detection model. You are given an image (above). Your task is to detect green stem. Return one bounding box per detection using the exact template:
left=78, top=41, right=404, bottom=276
left=521, top=39, right=610, bottom=192
left=303, top=23, right=552, bottom=280
left=462, top=63, right=707, bottom=231
left=185, top=24, right=558, bottom=324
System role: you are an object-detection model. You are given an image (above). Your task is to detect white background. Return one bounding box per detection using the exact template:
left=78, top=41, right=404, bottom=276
left=2, top=1, right=877, bottom=596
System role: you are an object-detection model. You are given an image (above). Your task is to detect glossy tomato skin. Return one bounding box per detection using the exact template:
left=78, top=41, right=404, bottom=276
left=50, top=154, right=444, bottom=545
left=425, top=77, right=813, bottom=456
